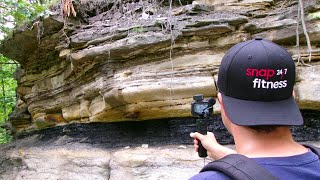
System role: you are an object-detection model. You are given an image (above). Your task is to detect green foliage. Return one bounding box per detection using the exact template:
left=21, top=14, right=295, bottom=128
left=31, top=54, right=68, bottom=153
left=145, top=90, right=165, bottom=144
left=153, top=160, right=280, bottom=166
left=0, top=0, right=58, bottom=39
left=308, top=11, right=320, bottom=20
left=0, top=127, right=12, bottom=144
left=0, top=54, right=18, bottom=144
left=132, top=26, right=144, bottom=33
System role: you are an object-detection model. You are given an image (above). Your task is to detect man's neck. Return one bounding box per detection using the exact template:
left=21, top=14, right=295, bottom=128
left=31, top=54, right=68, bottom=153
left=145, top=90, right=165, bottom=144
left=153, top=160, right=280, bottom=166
left=233, top=126, right=308, bottom=158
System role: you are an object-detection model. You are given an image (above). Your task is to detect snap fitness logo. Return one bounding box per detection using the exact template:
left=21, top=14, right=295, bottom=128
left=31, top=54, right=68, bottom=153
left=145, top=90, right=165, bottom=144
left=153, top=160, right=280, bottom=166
left=246, top=68, right=288, bottom=89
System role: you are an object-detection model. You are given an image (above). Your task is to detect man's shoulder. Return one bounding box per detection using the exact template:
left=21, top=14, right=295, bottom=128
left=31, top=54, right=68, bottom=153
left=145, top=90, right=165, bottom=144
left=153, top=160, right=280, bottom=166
left=189, top=170, right=231, bottom=180
left=189, top=151, right=320, bottom=180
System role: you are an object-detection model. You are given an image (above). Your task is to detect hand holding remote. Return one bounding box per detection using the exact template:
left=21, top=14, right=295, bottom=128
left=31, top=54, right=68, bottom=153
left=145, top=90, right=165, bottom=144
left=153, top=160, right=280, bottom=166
left=190, top=132, right=237, bottom=160
left=196, top=119, right=208, bottom=157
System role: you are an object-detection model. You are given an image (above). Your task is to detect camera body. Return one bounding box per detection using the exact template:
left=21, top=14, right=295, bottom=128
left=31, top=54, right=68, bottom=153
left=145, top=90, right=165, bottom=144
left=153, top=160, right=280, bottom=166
left=191, top=94, right=215, bottom=117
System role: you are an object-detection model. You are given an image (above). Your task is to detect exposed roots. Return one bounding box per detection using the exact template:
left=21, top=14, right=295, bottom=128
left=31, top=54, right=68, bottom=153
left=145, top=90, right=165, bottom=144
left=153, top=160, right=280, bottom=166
left=61, top=0, right=77, bottom=17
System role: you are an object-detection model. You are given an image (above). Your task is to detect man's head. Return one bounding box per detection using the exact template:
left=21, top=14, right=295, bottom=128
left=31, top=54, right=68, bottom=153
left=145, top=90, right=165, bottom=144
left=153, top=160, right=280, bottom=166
left=217, top=37, right=303, bottom=127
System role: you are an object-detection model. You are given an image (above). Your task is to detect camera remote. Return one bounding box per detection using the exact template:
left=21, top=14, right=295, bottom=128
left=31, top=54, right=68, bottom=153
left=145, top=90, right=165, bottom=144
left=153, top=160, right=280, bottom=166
left=196, top=119, right=208, bottom=158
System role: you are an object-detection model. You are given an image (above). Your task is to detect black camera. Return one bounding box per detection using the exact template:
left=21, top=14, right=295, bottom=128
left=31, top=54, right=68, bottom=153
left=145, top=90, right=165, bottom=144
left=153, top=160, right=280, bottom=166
left=191, top=94, right=215, bottom=117
left=191, top=94, right=216, bottom=158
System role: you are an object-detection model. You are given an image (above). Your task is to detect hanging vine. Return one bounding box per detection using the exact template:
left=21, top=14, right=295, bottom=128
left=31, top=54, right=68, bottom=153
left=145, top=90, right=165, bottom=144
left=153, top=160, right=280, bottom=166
left=296, top=0, right=313, bottom=66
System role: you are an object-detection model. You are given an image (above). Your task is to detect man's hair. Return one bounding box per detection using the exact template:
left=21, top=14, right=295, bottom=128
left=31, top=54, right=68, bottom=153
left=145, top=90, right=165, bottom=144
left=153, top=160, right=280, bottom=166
left=248, top=125, right=285, bottom=133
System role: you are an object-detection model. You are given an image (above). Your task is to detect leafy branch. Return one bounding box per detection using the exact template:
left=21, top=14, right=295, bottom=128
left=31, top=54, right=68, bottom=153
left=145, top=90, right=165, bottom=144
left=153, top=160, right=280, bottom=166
left=0, top=54, right=17, bottom=144
left=0, top=0, right=58, bottom=39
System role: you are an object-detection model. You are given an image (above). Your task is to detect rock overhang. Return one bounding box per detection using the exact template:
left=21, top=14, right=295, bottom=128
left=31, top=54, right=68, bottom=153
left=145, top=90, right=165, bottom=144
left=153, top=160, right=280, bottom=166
left=0, top=0, right=319, bottom=133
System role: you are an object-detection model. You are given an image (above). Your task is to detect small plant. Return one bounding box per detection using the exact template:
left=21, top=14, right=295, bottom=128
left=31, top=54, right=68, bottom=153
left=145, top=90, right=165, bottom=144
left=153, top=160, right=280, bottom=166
left=308, top=11, right=320, bottom=20
left=0, top=127, right=12, bottom=144
left=132, top=26, right=144, bottom=33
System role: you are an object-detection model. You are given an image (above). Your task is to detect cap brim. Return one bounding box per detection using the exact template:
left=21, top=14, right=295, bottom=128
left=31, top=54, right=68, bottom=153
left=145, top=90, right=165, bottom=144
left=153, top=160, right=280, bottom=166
left=221, top=94, right=304, bottom=126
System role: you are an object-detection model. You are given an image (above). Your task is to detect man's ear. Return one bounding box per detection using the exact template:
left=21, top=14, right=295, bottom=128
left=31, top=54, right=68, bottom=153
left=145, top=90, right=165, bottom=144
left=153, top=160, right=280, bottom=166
left=217, top=93, right=224, bottom=111
left=292, top=89, right=299, bottom=103
left=292, top=90, right=295, bottom=98
left=217, top=92, right=222, bottom=104
left=217, top=93, right=233, bottom=133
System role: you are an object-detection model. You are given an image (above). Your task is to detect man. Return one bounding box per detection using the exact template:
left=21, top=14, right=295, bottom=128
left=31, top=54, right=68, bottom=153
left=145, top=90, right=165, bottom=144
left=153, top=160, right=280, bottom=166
left=189, top=37, right=320, bottom=179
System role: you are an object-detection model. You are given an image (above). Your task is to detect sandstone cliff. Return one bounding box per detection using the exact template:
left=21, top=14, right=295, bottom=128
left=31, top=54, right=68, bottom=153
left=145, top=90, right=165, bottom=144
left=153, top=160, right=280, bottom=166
left=0, top=0, right=320, bottom=133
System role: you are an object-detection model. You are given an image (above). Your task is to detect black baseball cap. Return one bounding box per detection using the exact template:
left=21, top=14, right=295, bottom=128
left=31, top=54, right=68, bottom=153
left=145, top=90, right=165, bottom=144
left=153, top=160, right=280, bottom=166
left=217, top=37, right=303, bottom=126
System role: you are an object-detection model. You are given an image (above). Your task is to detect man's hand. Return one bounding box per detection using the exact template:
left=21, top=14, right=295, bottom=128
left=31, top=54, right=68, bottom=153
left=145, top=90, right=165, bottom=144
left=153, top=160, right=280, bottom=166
left=190, top=132, right=237, bottom=160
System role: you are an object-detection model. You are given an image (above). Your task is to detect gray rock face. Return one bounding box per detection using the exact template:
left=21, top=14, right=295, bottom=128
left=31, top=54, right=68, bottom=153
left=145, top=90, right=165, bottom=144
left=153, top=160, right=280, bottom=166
left=0, top=129, right=319, bottom=180
left=0, top=144, right=204, bottom=180
left=0, top=119, right=319, bottom=180
left=0, top=0, right=320, bottom=132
